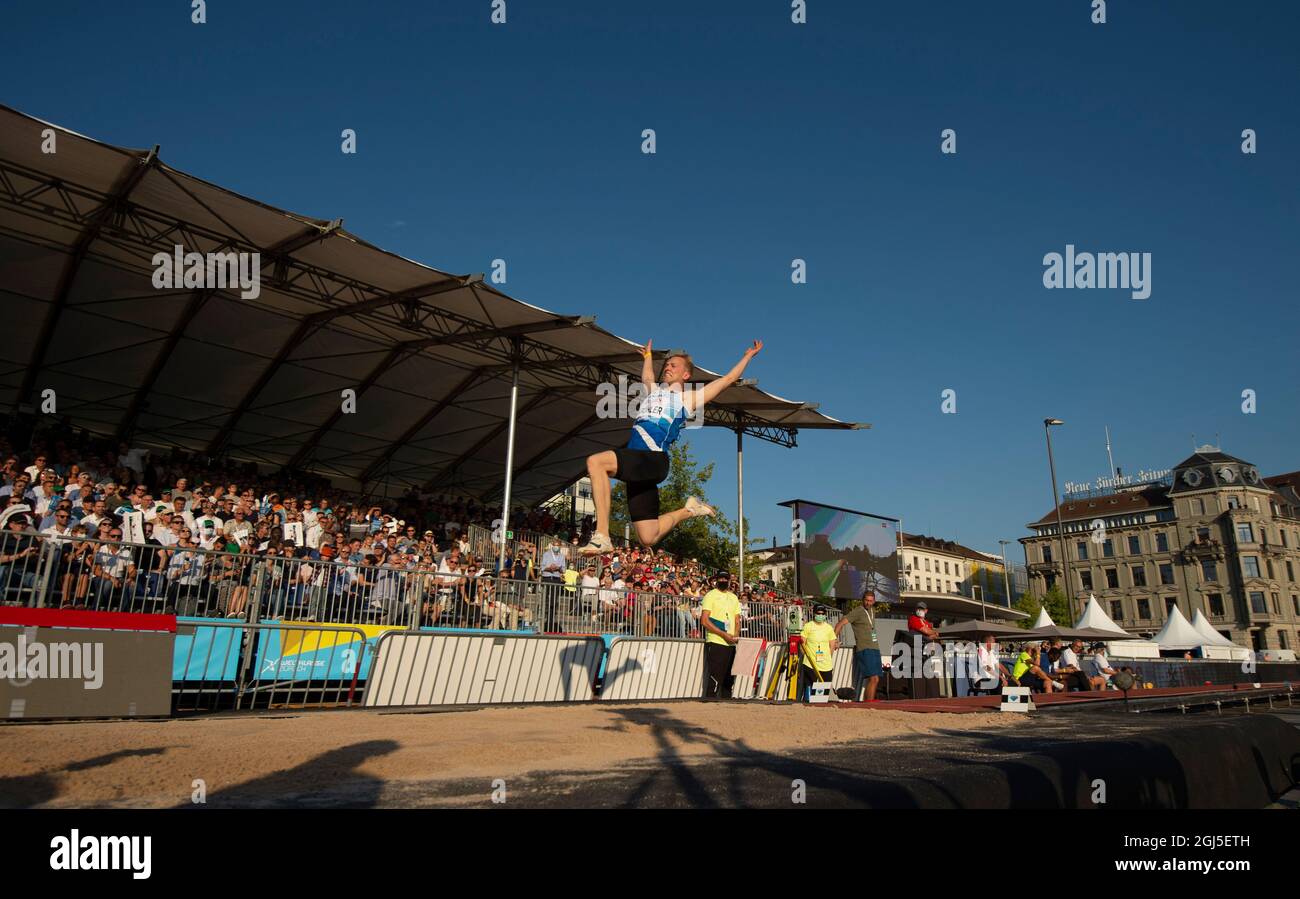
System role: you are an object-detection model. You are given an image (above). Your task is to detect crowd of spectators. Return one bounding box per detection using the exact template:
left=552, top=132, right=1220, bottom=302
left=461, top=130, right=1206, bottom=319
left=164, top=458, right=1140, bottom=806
left=0, top=422, right=788, bottom=635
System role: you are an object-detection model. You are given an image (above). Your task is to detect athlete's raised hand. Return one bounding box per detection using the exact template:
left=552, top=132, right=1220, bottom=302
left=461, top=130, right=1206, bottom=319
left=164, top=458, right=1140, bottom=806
left=641, top=338, right=653, bottom=360
left=745, top=339, right=764, bottom=357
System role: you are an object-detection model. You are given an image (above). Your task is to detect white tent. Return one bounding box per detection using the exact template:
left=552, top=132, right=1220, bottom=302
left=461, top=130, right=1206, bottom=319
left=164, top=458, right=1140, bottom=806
left=1073, top=594, right=1129, bottom=636
left=1189, top=609, right=1236, bottom=647
left=1189, top=609, right=1252, bottom=661
left=1150, top=606, right=1209, bottom=651
left=1075, top=594, right=1160, bottom=658
left=1031, top=607, right=1055, bottom=629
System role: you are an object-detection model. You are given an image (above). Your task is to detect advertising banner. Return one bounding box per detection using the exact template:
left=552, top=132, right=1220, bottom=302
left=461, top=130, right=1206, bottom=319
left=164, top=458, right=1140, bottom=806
left=253, top=621, right=404, bottom=682
left=173, top=617, right=244, bottom=682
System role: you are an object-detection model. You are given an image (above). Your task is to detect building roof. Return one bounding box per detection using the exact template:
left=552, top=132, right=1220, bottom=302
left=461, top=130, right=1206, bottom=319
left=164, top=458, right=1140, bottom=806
left=1026, top=484, right=1171, bottom=528
left=0, top=104, right=865, bottom=504
left=1264, top=470, right=1300, bottom=489
left=755, top=546, right=796, bottom=565
left=901, top=533, right=1003, bottom=565
left=1170, top=449, right=1248, bottom=468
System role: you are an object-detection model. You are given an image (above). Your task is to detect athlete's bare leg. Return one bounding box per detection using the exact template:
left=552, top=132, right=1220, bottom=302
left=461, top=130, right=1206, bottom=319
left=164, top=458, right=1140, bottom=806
left=632, top=508, right=692, bottom=546
left=583, top=450, right=715, bottom=553
left=585, top=450, right=617, bottom=540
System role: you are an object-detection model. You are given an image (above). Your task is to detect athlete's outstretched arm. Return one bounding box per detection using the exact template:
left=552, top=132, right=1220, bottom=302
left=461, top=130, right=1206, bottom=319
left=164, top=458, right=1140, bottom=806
left=685, top=340, right=763, bottom=412
left=640, top=338, right=656, bottom=390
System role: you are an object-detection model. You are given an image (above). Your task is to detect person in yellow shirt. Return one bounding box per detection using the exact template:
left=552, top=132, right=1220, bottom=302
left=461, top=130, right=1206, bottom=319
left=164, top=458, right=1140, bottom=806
left=798, top=605, right=839, bottom=701
left=700, top=572, right=740, bottom=697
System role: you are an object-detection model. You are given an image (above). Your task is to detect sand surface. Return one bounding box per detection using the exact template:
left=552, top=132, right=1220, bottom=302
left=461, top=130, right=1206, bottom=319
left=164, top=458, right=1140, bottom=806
left=0, top=702, right=1018, bottom=808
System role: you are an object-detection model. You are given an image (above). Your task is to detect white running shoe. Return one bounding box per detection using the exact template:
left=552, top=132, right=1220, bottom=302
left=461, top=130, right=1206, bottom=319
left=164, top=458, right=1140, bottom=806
left=1053, top=680, right=1066, bottom=691
left=578, top=532, right=613, bottom=556
left=684, top=496, right=717, bottom=518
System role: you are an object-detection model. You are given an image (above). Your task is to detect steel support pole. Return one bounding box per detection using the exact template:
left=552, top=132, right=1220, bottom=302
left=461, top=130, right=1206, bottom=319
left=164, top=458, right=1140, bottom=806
left=737, top=428, right=744, bottom=587
left=497, top=339, right=522, bottom=575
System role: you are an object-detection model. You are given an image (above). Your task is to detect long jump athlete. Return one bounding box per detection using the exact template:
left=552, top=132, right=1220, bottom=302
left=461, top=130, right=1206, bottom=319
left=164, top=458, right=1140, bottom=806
left=579, top=339, right=763, bottom=556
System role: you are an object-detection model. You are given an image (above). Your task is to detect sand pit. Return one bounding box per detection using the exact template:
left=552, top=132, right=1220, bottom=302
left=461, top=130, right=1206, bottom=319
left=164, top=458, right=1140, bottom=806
left=0, top=702, right=1020, bottom=808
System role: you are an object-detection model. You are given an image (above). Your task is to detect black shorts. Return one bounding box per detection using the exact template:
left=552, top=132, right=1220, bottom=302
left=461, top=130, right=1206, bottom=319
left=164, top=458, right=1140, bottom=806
left=613, top=447, right=671, bottom=521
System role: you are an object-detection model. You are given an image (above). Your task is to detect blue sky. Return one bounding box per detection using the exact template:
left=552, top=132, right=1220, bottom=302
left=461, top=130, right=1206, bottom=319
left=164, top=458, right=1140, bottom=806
left=4, top=1, right=1298, bottom=559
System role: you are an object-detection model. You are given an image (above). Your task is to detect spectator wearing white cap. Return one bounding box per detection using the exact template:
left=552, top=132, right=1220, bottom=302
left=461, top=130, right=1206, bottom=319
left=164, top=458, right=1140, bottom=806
left=1089, top=643, right=1118, bottom=689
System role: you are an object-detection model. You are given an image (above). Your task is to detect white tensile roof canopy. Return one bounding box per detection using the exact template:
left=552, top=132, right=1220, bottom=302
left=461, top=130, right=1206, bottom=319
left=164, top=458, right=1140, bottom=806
left=1190, top=609, right=1239, bottom=648
left=0, top=105, right=865, bottom=506
left=1150, top=605, right=1208, bottom=651
left=1072, top=594, right=1130, bottom=636
left=1031, top=607, right=1055, bottom=629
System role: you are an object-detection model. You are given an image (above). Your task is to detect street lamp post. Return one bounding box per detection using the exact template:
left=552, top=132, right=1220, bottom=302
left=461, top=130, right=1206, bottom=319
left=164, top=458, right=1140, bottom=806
left=1043, top=418, right=1076, bottom=618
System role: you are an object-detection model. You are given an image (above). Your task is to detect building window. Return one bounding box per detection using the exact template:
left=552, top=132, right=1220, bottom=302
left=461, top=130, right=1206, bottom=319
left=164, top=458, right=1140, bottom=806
left=1249, top=592, right=1267, bottom=614
left=1102, top=539, right=1114, bottom=558
left=1281, top=631, right=1290, bottom=650
left=1267, top=559, right=1274, bottom=579
left=1137, top=598, right=1152, bottom=619
left=1272, top=592, right=1281, bottom=615
left=1293, top=595, right=1299, bottom=616
left=1259, top=526, right=1269, bottom=544
left=1165, top=597, right=1178, bottom=616
left=1283, top=531, right=1290, bottom=548
left=1193, top=499, right=1204, bottom=515
left=1287, top=561, right=1295, bottom=582
left=1159, top=563, right=1175, bottom=585
left=1131, top=564, right=1147, bottom=587
left=1127, top=535, right=1140, bottom=555
left=1196, top=527, right=1211, bottom=542
left=1077, top=541, right=1088, bottom=561
left=1105, top=568, right=1119, bottom=589
left=1200, top=559, right=1216, bottom=583
left=1042, top=545, right=1052, bottom=564
left=926, top=578, right=932, bottom=591
left=925, top=559, right=931, bottom=572
left=1155, top=532, right=1169, bottom=553
left=1236, top=522, right=1253, bottom=543
left=1109, top=600, right=1124, bottom=621
left=1243, top=557, right=1261, bottom=579
left=1227, top=496, right=1240, bottom=510
left=1208, top=593, right=1225, bottom=616
left=1080, top=570, right=1093, bottom=591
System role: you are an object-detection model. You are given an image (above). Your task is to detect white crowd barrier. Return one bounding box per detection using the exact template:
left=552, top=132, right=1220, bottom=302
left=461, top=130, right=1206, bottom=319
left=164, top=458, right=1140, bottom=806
left=363, top=632, right=603, bottom=707
left=599, top=637, right=704, bottom=700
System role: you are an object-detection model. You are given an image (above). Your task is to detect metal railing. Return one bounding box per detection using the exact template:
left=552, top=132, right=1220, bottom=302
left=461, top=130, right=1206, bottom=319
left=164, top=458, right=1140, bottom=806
left=0, top=529, right=50, bottom=608
left=172, top=619, right=375, bottom=712
left=5, top=530, right=836, bottom=645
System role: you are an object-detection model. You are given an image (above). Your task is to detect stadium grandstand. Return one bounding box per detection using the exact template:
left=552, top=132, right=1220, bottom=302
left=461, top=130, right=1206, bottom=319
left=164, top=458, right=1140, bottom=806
left=0, top=103, right=865, bottom=644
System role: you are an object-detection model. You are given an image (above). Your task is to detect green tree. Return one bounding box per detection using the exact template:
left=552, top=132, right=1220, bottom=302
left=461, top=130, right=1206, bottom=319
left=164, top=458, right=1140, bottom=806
left=1013, top=584, right=1071, bottom=628
left=609, top=440, right=739, bottom=571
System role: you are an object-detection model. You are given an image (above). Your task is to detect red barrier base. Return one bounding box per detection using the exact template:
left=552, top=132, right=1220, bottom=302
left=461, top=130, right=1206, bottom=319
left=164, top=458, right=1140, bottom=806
left=0, top=606, right=176, bottom=633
